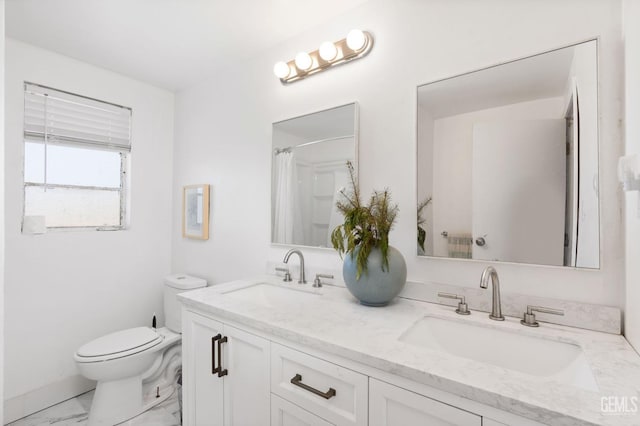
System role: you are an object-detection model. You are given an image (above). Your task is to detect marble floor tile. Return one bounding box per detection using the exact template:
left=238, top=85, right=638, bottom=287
left=8, top=395, right=89, bottom=426
left=121, top=391, right=182, bottom=426
left=9, top=388, right=181, bottom=426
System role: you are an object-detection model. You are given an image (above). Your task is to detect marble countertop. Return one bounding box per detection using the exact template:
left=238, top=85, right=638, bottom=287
left=178, top=276, right=640, bottom=426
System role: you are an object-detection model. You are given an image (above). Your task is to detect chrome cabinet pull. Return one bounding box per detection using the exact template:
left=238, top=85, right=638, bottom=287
left=290, top=374, right=336, bottom=399
left=211, top=334, right=222, bottom=375
left=217, top=335, right=228, bottom=377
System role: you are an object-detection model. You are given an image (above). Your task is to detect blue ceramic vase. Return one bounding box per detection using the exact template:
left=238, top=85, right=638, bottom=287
left=343, top=246, right=407, bottom=306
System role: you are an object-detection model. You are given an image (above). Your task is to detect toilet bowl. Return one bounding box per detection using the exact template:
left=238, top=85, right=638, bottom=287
left=74, top=274, right=206, bottom=425
left=75, top=327, right=180, bottom=425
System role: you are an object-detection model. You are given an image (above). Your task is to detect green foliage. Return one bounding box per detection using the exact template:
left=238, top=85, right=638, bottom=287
left=331, top=161, right=399, bottom=279
left=417, top=197, right=432, bottom=252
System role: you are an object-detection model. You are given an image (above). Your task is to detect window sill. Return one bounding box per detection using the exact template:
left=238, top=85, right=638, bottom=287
left=22, top=225, right=126, bottom=234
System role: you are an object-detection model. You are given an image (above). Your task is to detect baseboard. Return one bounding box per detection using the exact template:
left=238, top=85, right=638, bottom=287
left=4, top=375, right=95, bottom=424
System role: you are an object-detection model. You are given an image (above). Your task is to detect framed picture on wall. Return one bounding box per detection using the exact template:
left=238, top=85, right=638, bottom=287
left=182, top=184, right=210, bottom=240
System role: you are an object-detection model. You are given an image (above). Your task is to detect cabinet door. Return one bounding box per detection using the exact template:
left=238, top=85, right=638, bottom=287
left=271, top=394, right=334, bottom=426
left=223, top=324, right=271, bottom=426
left=182, top=310, right=224, bottom=426
left=369, top=379, right=481, bottom=426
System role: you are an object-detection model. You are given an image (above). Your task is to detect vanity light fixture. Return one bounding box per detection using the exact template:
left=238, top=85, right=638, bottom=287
left=274, top=29, right=374, bottom=84
left=294, top=51, right=313, bottom=71
left=273, top=61, right=291, bottom=79
left=346, top=29, right=367, bottom=51
left=319, top=41, right=338, bottom=61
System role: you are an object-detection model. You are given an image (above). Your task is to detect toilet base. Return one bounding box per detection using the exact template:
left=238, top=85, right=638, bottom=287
left=88, top=375, right=142, bottom=425
left=87, top=376, right=175, bottom=426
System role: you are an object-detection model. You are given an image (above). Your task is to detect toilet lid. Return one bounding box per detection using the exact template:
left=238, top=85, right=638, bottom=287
left=77, top=327, right=161, bottom=358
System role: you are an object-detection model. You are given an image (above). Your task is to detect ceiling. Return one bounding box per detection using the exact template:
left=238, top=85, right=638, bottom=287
left=418, top=45, right=579, bottom=118
left=6, top=0, right=371, bottom=91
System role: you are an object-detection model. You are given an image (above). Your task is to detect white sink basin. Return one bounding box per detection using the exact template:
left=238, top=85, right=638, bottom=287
left=221, top=283, right=319, bottom=308
left=399, top=316, right=598, bottom=391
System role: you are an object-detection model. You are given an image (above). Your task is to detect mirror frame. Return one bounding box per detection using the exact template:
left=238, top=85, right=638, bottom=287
left=414, top=39, right=602, bottom=269
left=270, top=101, right=360, bottom=250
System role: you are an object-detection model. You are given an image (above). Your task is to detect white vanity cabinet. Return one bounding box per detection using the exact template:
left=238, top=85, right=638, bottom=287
left=271, top=394, right=334, bottom=426
left=182, top=307, right=543, bottom=426
left=182, top=310, right=270, bottom=426
left=369, top=379, right=481, bottom=426
left=271, top=343, right=368, bottom=426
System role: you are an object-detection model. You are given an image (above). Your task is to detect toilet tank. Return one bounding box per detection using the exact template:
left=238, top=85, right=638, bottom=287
left=164, top=274, right=207, bottom=333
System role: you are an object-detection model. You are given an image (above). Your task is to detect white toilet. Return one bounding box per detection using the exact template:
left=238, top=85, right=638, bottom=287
left=75, top=274, right=206, bottom=425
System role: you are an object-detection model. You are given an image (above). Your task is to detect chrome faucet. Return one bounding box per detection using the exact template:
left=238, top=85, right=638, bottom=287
left=283, top=249, right=306, bottom=284
left=480, top=266, right=504, bottom=321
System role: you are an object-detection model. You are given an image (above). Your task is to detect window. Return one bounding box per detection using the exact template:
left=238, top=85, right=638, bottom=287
left=23, top=83, right=132, bottom=230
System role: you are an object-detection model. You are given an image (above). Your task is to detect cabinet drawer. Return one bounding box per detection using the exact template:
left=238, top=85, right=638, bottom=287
left=271, top=343, right=367, bottom=426
left=369, top=378, right=481, bottom=426
left=271, top=394, right=334, bottom=426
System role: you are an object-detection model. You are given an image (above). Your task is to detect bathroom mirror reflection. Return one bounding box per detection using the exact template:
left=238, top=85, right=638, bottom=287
left=417, top=40, right=600, bottom=268
left=272, top=103, right=358, bottom=248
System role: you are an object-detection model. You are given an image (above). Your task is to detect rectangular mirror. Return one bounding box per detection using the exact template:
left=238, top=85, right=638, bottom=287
left=417, top=41, right=599, bottom=268
left=272, top=103, right=358, bottom=248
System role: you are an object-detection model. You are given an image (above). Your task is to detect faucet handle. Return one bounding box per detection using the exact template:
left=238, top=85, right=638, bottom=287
left=313, top=274, right=334, bottom=288
left=521, top=305, right=564, bottom=327
left=275, top=267, right=292, bottom=282
left=437, top=292, right=470, bottom=315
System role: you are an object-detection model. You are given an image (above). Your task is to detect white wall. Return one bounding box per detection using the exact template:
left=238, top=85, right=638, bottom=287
left=624, top=0, right=640, bottom=352
left=0, top=1, right=5, bottom=423
left=429, top=97, right=564, bottom=257
left=172, top=0, right=624, bottom=309
left=4, top=39, right=175, bottom=421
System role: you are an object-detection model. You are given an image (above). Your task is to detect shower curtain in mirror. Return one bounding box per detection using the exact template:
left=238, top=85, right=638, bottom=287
left=273, top=151, right=303, bottom=244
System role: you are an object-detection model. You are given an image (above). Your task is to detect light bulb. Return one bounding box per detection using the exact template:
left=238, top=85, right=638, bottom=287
left=273, top=61, right=291, bottom=79
left=346, top=29, right=367, bottom=51
left=295, top=51, right=313, bottom=70
left=319, top=41, right=338, bottom=61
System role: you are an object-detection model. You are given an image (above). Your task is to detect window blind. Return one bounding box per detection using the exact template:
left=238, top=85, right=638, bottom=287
left=24, top=83, right=132, bottom=152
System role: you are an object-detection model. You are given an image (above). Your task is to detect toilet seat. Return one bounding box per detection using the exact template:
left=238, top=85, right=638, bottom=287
left=75, top=327, right=163, bottom=363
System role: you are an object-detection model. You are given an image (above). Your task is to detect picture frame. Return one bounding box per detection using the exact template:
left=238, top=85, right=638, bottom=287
left=182, top=184, right=210, bottom=240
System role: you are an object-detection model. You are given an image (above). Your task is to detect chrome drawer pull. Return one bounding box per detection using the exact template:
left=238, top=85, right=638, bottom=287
left=290, top=374, right=336, bottom=399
